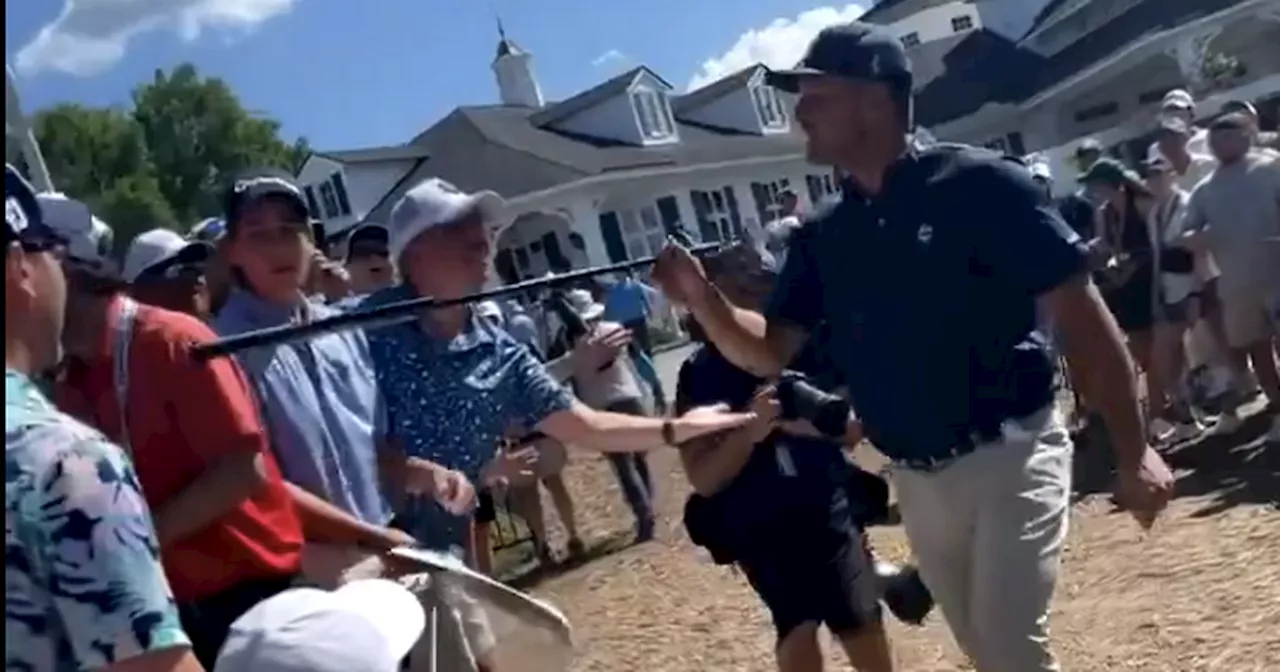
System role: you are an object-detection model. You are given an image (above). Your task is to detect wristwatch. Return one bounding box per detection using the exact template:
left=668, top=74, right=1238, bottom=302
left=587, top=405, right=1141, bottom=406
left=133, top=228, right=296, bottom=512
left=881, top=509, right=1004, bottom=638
left=662, top=419, right=677, bottom=446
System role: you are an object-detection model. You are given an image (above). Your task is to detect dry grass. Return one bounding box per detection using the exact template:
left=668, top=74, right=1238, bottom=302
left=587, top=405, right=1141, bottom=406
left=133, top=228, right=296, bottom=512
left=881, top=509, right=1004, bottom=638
left=511, top=351, right=1280, bottom=672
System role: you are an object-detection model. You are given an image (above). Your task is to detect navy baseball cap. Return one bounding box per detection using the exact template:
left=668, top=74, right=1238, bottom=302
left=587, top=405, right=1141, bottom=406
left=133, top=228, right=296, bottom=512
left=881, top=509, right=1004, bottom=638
left=766, top=21, right=913, bottom=94
left=5, top=164, right=65, bottom=250
left=223, top=167, right=310, bottom=229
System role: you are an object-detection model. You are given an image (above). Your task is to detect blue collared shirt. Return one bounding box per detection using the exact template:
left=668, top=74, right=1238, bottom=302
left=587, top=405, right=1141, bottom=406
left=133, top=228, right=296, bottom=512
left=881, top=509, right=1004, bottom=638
left=767, top=146, right=1087, bottom=463
left=361, top=284, right=574, bottom=551
left=214, top=289, right=392, bottom=526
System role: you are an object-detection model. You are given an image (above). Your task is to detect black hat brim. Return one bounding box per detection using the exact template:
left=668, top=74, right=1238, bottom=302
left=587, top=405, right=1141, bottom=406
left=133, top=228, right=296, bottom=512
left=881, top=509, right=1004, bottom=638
left=765, top=67, right=826, bottom=94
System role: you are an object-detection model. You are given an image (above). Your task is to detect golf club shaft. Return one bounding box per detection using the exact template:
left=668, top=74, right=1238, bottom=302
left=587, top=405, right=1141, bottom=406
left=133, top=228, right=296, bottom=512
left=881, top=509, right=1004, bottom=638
left=193, top=241, right=720, bottom=361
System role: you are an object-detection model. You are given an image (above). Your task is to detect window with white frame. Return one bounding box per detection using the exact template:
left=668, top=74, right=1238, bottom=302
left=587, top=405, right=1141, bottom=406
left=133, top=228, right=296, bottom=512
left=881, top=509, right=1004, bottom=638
left=751, top=178, right=793, bottom=224
left=951, top=15, right=974, bottom=32
left=751, top=85, right=788, bottom=129
left=901, top=32, right=921, bottom=47
left=805, top=173, right=839, bottom=205
left=619, top=203, right=666, bottom=260
left=632, top=89, right=676, bottom=140
left=318, top=182, right=340, bottom=218
left=691, top=188, right=738, bottom=242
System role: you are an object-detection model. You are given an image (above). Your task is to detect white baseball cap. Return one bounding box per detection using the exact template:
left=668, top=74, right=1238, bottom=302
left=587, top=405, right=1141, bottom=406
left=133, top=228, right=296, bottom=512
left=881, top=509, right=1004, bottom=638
left=35, top=192, right=115, bottom=272
left=387, top=178, right=506, bottom=263
left=1161, top=89, right=1194, bottom=110
left=122, top=228, right=212, bottom=283
left=214, top=579, right=426, bottom=672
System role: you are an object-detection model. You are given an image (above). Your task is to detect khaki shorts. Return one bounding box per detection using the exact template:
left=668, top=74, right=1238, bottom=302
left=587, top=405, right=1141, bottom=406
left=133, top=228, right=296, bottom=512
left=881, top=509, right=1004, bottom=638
left=1220, top=283, right=1280, bottom=348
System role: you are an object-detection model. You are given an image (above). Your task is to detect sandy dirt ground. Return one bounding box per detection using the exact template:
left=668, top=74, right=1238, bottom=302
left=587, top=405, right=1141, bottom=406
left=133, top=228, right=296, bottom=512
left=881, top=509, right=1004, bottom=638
left=505, top=346, right=1279, bottom=672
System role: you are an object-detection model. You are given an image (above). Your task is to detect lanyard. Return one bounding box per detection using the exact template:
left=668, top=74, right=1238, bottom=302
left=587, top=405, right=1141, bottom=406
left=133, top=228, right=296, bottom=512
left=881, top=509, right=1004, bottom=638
left=112, top=298, right=140, bottom=454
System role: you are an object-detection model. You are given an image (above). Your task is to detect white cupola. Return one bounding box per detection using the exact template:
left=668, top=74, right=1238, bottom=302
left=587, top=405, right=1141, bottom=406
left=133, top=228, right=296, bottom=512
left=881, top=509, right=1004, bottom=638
left=492, top=20, right=544, bottom=108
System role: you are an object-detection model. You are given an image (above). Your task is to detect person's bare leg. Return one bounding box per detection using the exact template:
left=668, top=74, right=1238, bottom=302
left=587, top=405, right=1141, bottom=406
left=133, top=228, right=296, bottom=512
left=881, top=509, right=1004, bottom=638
left=509, top=484, right=550, bottom=556
left=834, top=622, right=896, bottom=672
left=472, top=520, right=494, bottom=576
left=1246, top=340, right=1280, bottom=407
left=777, top=622, right=825, bottom=672
left=542, top=474, right=584, bottom=552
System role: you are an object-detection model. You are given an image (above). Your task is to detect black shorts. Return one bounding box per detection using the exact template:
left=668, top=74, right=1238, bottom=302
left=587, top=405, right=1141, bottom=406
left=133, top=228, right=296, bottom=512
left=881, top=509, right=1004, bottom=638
left=475, top=490, right=497, bottom=524
left=739, top=525, right=882, bottom=643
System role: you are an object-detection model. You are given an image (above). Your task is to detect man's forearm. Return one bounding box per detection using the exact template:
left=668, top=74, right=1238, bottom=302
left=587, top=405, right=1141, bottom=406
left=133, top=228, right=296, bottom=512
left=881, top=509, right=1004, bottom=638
left=285, top=482, right=390, bottom=547
left=682, top=428, right=764, bottom=496
left=153, top=450, right=266, bottom=547
left=1054, top=286, right=1147, bottom=468
left=689, top=285, right=783, bottom=376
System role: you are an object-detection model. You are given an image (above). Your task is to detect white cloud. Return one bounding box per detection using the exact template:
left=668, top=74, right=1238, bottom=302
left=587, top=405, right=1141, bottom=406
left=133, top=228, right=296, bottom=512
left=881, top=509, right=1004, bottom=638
left=687, top=3, right=866, bottom=91
left=14, top=0, right=297, bottom=78
left=592, top=49, right=626, bottom=68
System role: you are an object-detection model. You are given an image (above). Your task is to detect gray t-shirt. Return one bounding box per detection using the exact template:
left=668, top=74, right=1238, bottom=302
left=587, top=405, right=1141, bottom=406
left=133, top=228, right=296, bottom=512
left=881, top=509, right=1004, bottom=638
left=1184, top=151, right=1280, bottom=292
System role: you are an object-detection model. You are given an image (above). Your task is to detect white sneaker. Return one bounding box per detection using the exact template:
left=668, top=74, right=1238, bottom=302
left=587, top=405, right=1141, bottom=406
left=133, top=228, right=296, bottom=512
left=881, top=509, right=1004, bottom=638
left=1210, top=412, right=1243, bottom=436
left=1167, top=420, right=1205, bottom=443
left=1148, top=418, right=1176, bottom=444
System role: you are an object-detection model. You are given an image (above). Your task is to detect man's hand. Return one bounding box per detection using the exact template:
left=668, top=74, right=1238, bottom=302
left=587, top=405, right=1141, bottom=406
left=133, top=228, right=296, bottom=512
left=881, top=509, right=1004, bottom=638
left=482, top=446, right=539, bottom=489
left=652, top=240, right=712, bottom=307
left=403, top=459, right=477, bottom=515
left=575, top=325, right=630, bottom=371
left=1115, top=445, right=1175, bottom=529
left=371, top=526, right=419, bottom=552
left=744, top=385, right=782, bottom=442
left=673, top=403, right=759, bottom=443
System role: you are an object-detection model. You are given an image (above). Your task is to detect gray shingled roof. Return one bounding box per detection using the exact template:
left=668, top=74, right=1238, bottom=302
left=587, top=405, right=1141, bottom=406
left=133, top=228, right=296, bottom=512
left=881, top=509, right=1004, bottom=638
left=672, top=65, right=761, bottom=114
left=860, top=0, right=969, bottom=25
left=529, top=66, right=673, bottom=127
left=910, top=29, right=1045, bottom=127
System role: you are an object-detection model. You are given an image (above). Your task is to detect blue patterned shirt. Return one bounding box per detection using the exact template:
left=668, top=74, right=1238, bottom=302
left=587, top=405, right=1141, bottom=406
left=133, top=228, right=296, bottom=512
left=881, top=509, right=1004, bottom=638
left=361, top=285, right=574, bottom=551
left=5, top=369, right=188, bottom=671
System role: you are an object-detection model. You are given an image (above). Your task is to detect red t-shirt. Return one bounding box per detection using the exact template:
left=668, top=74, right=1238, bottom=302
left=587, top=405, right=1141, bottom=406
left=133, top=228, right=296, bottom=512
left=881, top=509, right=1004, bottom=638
left=57, top=297, right=304, bottom=601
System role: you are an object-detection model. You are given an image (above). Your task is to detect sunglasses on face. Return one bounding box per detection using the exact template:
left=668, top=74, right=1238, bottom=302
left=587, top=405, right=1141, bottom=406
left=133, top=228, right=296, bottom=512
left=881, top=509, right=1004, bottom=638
left=138, top=260, right=204, bottom=283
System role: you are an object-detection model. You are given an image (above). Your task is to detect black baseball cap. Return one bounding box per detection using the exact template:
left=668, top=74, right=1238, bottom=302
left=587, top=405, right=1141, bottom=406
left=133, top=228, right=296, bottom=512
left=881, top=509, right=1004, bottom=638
left=223, top=167, right=310, bottom=230
left=6, top=164, right=66, bottom=250
left=1079, top=157, right=1137, bottom=186
left=766, top=21, right=913, bottom=94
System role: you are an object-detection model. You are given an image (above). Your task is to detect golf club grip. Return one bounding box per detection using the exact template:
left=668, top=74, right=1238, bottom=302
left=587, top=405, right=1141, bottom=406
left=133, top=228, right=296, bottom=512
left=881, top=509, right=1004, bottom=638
left=193, top=241, right=720, bottom=361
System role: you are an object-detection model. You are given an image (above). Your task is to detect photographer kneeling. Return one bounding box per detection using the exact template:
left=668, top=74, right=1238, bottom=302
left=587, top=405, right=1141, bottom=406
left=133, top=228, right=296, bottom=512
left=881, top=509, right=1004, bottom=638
left=675, top=243, right=930, bottom=672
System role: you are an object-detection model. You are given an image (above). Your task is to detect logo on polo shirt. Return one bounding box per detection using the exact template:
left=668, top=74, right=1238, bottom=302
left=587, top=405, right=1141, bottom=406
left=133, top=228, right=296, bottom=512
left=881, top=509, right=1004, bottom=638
left=6, top=197, right=29, bottom=233
left=916, top=223, right=933, bottom=245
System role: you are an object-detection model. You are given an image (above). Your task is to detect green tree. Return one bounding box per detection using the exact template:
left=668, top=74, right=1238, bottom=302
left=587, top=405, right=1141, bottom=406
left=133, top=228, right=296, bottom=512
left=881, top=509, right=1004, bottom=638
left=131, top=63, right=307, bottom=224
left=31, top=103, right=169, bottom=246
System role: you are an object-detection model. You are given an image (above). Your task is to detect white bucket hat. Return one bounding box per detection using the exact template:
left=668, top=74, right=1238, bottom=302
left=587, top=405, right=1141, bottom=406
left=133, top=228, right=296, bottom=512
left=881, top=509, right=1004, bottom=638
left=214, top=579, right=426, bottom=672
left=387, top=178, right=506, bottom=265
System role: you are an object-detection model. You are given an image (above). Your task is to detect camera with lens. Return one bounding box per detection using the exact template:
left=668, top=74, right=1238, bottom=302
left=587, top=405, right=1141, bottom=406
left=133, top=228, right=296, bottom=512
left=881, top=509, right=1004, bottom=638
left=775, top=371, right=851, bottom=439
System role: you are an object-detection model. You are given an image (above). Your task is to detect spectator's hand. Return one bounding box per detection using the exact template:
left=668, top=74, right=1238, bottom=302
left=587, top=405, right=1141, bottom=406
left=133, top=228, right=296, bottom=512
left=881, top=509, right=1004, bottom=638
left=744, top=385, right=782, bottom=442
left=673, top=403, right=759, bottom=443
left=652, top=240, right=711, bottom=307
left=575, top=326, right=629, bottom=371
left=433, top=468, right=478, bottom=515
left=482, top=446, right=538, bottom=488
left=372, top=527, right=419, bottom=552
left=1114, top=445, right=1174, bottom=530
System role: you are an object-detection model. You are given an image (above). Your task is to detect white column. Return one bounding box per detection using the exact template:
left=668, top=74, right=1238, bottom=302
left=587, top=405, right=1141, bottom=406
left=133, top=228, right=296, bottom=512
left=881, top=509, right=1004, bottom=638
left=564, top=196, right=608, bottom=267
left=6, top=66, right=54, bottom=192
left=1166, top=26, right=1224, bottom=91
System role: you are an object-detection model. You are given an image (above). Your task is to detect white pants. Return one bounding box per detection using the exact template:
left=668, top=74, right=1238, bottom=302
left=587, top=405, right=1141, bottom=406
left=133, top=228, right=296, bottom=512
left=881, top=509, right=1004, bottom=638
left=893, top=407, right=1072, bottom=672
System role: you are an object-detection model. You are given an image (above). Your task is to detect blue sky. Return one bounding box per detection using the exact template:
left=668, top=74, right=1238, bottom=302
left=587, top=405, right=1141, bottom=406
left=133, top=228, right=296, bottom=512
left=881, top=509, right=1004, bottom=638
left=6, top=1, right=868, bottom=151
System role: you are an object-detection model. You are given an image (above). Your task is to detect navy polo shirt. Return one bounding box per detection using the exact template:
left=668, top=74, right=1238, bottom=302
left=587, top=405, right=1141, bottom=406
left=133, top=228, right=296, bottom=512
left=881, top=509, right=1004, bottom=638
left=767, top=146, right=1087, bottom=463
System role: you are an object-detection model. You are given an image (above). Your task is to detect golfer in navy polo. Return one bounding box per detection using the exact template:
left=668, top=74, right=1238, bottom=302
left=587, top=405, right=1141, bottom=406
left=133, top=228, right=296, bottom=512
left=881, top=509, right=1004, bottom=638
left=654, top=22, right=1174, bottom=672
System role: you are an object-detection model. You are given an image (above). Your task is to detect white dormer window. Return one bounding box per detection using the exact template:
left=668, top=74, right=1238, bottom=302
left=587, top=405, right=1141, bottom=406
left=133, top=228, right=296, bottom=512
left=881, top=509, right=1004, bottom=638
left=751, top=85, right=788, bottom=130
left=951, top=15, right=974, bottom=32
left=901, top=32, right=921, bottom=47
left=632, top=88, right=676, bottom=140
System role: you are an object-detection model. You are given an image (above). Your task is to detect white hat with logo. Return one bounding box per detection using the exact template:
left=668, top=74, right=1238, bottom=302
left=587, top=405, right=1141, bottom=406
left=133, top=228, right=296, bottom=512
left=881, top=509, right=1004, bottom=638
left=213, top=579, right=426, bottom=672
left=387, top=178, right=506, bottom=263
left=122, top=228, right=213, bottom=282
